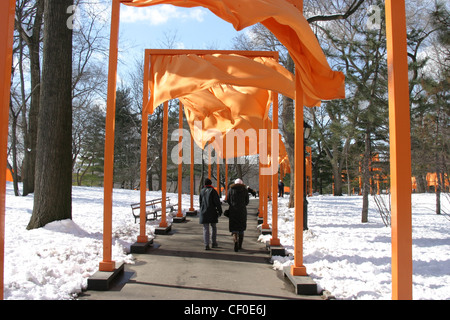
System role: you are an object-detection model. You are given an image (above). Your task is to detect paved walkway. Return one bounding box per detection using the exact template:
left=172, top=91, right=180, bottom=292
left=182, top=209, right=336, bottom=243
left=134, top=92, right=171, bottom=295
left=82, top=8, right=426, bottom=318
left=80, top=199, right=324, bottom=300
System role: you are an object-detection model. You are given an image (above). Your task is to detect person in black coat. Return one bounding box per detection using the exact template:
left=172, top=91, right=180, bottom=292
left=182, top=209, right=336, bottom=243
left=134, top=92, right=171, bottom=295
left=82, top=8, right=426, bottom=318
left=199, top=178, right=222, bottom=250
left=226, top=178, right=249, bottom=252
left=247, top=186, right=257, bottom=198
left=278, top=179, right=285, bottom=197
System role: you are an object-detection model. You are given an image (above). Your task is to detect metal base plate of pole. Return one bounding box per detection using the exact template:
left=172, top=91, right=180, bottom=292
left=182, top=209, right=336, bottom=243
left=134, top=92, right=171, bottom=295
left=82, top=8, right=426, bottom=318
left=154, top=224, right=172, bottom=235
left=283, top=266, right=318, bottom=295
left=87, top=262, right=125, bottom=291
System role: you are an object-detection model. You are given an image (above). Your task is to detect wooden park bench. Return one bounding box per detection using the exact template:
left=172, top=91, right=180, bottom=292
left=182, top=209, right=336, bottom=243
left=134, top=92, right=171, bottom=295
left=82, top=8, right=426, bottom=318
left=130, top=197, right=178, bottom=223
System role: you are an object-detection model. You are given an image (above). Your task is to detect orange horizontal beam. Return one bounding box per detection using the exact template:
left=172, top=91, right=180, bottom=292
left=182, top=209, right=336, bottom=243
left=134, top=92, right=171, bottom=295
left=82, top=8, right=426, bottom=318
left=145, top=49, right=279, bottom=59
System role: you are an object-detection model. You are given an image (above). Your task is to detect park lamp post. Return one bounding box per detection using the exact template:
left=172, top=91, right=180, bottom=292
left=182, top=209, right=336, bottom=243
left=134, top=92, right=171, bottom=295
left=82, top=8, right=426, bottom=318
left=303, top=121, right=311, bottom=230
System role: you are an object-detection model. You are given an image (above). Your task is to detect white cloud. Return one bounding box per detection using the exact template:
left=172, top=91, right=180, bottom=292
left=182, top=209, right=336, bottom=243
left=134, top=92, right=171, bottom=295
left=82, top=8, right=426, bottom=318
left=174, top=42, right=186, bottom=49
left=121, top=5, right=206, bottom=26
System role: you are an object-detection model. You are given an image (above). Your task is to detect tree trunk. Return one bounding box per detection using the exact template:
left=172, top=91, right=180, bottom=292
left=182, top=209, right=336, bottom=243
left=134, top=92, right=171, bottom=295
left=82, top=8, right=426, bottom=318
left=28, top=0, right=73, bottom=229
left=198, top=148, right=204, bottom=195
left=20, top=0, right=44, bottom=196
left=280, top=56, right=296, bottom=208
left=416, top=175, right=427, bottom=193
left=9, top=101, right=20, bottom=196
left=283, top=94, right=295, bottom=209
left=361, top=130, right=371, bottom=223
left=435, top=141, right=442, bottom=215
left=332, top=162, right=343, bottom=196
left=147, top=170, right=153, bottom=191
left=236, top=163, right=243, bottom=179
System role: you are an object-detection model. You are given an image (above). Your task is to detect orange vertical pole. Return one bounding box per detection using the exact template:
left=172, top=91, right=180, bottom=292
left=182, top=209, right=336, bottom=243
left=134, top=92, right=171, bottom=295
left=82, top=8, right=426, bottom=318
left=258, top=157, right=263, bottom=217
left=138, top=52, right=150, bottom=243
left=224, top=135, right=228, bottom=200
left=100, top=0, right=121, bottom=272
left=160, top=101, right=169, bottom=228
left=177, top=101, right=183, bottom=217
left=280, top=164, right=283, bottom=182
left=225, top=159, right=228, bottom=199
left=262, top=119, right=269, bottom=230
left=290, top=0, right=307, bottom=276
left=0, top=0, right=16, bottom=300
left=261, top=170, right=266, bottom=220
left=189, top=132, right=195, bottom=211
left=258, top=126, right=263, bottom=221
left=177, top=101, right=183, bottom=214
left=309, top=152, right=313, bottom=196
left=385, top=0, right=412, bottom=300
left=208, top=143, right=212, bottom=180
left=291, top=71, right=307, bottom=277
left=217, top=156, right=220, bottom=197
left=270, top=94, right=280, bottom=246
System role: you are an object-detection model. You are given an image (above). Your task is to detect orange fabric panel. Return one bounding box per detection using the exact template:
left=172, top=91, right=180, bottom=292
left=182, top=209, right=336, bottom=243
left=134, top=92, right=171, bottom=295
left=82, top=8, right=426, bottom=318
left=426, top=173, right=437, bottom=186
left=148, top=54, right=295, bottom=113
left=189, top=112, right=287, bottom=161
left=5, top=169, right=12, bottom=182
left=182, top=84, right=269, bottom=148
left=126, top=0, right=345, bottom=105
left=148, top=54, right=292, bottom=159
left=180, top=84, right=269, bottom=123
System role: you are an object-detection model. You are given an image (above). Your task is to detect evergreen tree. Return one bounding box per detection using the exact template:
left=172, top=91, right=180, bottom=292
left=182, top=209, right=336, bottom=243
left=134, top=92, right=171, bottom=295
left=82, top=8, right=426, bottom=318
left=113, top=87, right=140, bottom=189
left=409, top=1, right=449, bottom=214
left=73, top=104, right=105, bottom=186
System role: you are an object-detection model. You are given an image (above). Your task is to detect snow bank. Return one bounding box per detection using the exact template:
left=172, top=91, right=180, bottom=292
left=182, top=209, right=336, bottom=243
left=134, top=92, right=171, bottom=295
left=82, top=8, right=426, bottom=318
left=3, top=182, right=449, bottom=299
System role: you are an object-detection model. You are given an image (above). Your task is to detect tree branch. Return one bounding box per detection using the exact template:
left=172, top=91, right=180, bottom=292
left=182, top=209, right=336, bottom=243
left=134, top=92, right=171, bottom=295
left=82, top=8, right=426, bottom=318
left=307, top=0, right=365, bottom=24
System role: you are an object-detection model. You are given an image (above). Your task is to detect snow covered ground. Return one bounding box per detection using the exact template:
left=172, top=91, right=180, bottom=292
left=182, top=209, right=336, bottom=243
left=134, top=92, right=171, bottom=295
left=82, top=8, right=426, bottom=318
left=3, top=182, right=449, bottom=300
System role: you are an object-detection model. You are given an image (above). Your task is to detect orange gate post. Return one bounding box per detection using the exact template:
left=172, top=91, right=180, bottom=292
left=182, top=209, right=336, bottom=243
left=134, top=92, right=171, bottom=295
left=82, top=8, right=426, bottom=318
left=158, top=101, right=169, bottom=230
left=137, top=52, right=150, bottom=244
left=262, top=165, right=266, bottom=220
left=270, top=93, right=281, bottom=247
left=385, top=0, right=413, bottom=300
left=0, top=0, right=16, bottom=300
left=100, top=0, right=122, bottom=272
left=217, top=155, right=220, bottom=197
left=261, top=119, right=270, bottom=231
left=177, top=101, right=184, bottom=218
left=224, top=135, right=228, bottom=200
left=258, top=159, right=263, bottom=220
left=291, top=71, right=307, bottom=276
left=289, top=0, right=307, bottom=278
left=187, top=132, right=197, bottom=215
left=208, top=142, right=212, bottom=180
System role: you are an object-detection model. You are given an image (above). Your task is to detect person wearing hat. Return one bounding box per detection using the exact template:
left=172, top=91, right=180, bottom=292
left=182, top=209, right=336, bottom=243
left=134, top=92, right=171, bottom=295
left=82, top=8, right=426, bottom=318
left=199, top=178, right=222, bottom=250
left=226, top=178, right=249, bottom=252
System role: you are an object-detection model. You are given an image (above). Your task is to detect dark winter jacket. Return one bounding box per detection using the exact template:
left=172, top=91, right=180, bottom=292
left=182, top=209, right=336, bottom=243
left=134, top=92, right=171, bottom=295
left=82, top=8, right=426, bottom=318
left=226, top=183, right=249, bottom=232
left=199, top=185, right=222, bottom=224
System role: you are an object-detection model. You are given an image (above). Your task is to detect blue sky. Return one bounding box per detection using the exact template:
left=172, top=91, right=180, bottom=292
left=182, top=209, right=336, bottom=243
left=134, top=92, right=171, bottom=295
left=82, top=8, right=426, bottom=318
left=98, top=3, right=251, bottom=83
left=118, top=4, right=247, bottom=53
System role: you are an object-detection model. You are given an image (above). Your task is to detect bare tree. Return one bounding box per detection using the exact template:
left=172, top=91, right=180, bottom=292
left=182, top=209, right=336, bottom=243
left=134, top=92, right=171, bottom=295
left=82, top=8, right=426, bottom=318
left=233, top=0, right=365, bottom=207
left=28, top=0, right=73, bottom=229
left=14, top=0, right=44, bottom=196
